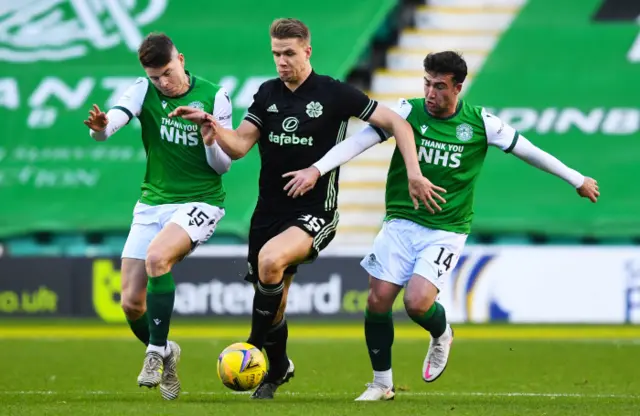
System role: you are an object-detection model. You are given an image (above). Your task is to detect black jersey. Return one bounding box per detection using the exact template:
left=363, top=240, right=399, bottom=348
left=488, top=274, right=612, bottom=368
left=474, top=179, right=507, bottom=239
left=244, top=71, right=378, bottom=214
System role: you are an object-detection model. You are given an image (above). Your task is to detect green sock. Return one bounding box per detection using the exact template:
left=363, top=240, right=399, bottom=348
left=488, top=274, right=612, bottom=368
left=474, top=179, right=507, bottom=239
left=364, top=309, right=394, bottom=371
left=146, top=272, right=175, bottom=347
left=126, top=312, right=150, bottom=346
left=409, top=302, right=447, bottom=338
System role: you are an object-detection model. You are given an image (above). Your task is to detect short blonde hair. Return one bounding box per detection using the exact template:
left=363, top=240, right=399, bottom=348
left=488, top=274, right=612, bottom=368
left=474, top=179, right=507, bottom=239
left=270, top=18, right=311, bottom=43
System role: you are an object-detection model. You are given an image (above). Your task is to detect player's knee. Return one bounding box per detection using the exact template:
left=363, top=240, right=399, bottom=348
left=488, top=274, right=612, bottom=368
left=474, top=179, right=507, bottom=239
left=403, top=294, right=435, bottom=317
left=121, top=298, right=145, bottom=320
left=367, top=288, right=394, bottom=313
left=145, top=247, right=171, bottom=276
left=257, top=250, right=286, bottom=283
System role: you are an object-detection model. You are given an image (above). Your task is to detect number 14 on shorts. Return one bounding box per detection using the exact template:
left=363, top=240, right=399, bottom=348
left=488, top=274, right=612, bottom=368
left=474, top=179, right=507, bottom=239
left=434, top=247, right=454, bottom=271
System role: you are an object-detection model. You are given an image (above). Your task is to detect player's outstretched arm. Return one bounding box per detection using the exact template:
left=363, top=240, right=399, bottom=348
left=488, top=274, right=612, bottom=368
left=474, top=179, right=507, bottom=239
left=367, top=105, right=447, bottom=213
left=84, top=78, right=147, bottom=141
left=84, top=104, right=131, bottom=141
left=169, top=107, right=259, bottom=160
left=282, top=124, right=383, bottom=198
left=482, top=109, right=599, bottom=203
left=510, top=137, right=600, bottom=203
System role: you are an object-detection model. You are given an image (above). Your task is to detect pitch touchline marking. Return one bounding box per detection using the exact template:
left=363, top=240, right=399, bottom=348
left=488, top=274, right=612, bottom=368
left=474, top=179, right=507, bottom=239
left=2, top=326, right=640, bottom=340
left=1, top=391, right=639, bottom=399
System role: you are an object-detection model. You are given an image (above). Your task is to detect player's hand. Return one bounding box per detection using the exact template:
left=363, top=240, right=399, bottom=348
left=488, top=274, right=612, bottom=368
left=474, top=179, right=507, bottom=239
left=201, top=118, right=219, bottom=146
left=577, top=177, right=599, bottom=203
left=168, top=106, right=207, bottom=122
left=83, top=104, right=108, bottom=131
left=282, top=166, right=321, bottom=198
left=408, top=173, right=447, bottom=214
left=169, top=106, right=218, bottom=146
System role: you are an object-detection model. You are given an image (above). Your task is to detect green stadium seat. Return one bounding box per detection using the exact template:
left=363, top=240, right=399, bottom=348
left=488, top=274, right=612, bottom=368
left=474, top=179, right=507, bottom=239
left=51, top=234, right=88, bottom=256
left=546, top=236, right=582, bottom=245
left=599, top=238, right=635, bottom=245
left=494, top=235, right=531, bottom=245
left=103, top=234, right=128, bottom=253
left=65, top=244, right=118, bottom=257
left=7, top=237, right=63, bottom=256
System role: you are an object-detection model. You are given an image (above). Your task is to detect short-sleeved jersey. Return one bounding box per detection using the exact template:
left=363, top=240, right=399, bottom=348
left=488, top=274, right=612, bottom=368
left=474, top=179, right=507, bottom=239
left=244, top=71, right=378, bottom=214
left=384, top=98, right=519, bottom=234
left=113, top=72, right=232, bottom=207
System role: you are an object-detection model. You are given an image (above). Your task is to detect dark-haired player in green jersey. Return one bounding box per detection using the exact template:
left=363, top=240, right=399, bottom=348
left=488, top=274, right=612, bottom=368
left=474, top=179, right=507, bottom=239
left=83, top=33, right=233, bottom=400
left=282, top=51, right=600, bottom=401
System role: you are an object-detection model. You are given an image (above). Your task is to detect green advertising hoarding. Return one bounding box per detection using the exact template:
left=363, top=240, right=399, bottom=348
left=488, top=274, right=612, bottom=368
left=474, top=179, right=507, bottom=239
left=467, top=0, right=640, bottom=237
left=0, top=0, right=395, bottom=238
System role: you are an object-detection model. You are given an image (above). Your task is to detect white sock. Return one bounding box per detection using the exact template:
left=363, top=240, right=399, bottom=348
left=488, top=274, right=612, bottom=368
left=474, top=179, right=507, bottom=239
left=373, top=369, right=393, bottom=388
left=146, top=344, right=166, bottom=357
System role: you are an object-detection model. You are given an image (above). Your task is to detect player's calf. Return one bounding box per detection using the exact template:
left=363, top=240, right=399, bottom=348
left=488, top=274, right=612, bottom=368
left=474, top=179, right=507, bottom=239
left=359, top=278, right=402, bottom=398
left=123, top=301, right=150, bottom=346
left=248, top=228, right=311, bottom=349
left=404, top=278, right=453, bottom=382
left=121, top=258, right=150, bottom=346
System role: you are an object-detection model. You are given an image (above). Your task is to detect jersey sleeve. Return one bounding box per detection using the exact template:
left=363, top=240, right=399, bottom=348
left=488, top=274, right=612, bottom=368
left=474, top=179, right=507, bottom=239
left=371, top=98, right=414, bottom=141
left=244, top=82, right=268, bottom=130
left=481, top=107, right=519, bottom=152
left=212, top=87, right=233, bottom=129
left=334, top=81, right=378, bottom=121
left=112, top=77, right=148, bottom=120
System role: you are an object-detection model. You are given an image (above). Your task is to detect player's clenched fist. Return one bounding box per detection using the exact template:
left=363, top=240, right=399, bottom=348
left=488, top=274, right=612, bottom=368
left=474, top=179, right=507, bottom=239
left=577, top=177, right=600, bottom=203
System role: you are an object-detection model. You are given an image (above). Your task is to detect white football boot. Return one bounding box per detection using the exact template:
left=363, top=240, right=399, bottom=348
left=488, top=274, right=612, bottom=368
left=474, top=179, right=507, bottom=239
left=355, top=383, right=395, bottom=401
left=160, top=341, right=181, bottom=400
left=137, top=351, right=164, bottom=388
left=422, top=324, right=454, bottom=382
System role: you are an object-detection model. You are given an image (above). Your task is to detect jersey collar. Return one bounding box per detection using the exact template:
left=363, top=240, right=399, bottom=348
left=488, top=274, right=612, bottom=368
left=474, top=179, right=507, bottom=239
left=282, top=69, right=318, bottom=94
left=425, top=99, right=463, bottom=121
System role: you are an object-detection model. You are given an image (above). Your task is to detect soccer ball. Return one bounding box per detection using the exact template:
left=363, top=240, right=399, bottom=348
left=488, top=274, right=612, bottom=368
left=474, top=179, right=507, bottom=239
left=217, top=342, right=266, bottom=391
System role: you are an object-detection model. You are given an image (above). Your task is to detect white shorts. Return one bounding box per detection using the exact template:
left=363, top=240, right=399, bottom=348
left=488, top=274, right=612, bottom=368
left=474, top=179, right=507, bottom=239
left=121, top=201, right=225, bottom=260
left=360, top=218, right=467, bottom=291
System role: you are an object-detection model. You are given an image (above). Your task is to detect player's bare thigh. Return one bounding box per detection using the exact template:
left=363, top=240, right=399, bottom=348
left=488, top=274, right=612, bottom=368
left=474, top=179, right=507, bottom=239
left=257, top=226, right=313, bottom=285
left=146, top=223, right=193, bottom=277
left=121, top=258, right=148, bottom=320
left=403, top=274, right=439, bottom=315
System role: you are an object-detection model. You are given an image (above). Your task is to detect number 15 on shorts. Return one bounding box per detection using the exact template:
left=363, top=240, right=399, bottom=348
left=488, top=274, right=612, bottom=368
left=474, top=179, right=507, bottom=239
left=298, top=214, right=326, bottom=233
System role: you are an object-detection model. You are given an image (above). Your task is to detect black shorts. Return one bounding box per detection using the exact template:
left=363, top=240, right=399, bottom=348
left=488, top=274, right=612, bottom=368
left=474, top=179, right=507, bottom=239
left=245, top=210, right=339, bottom=282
